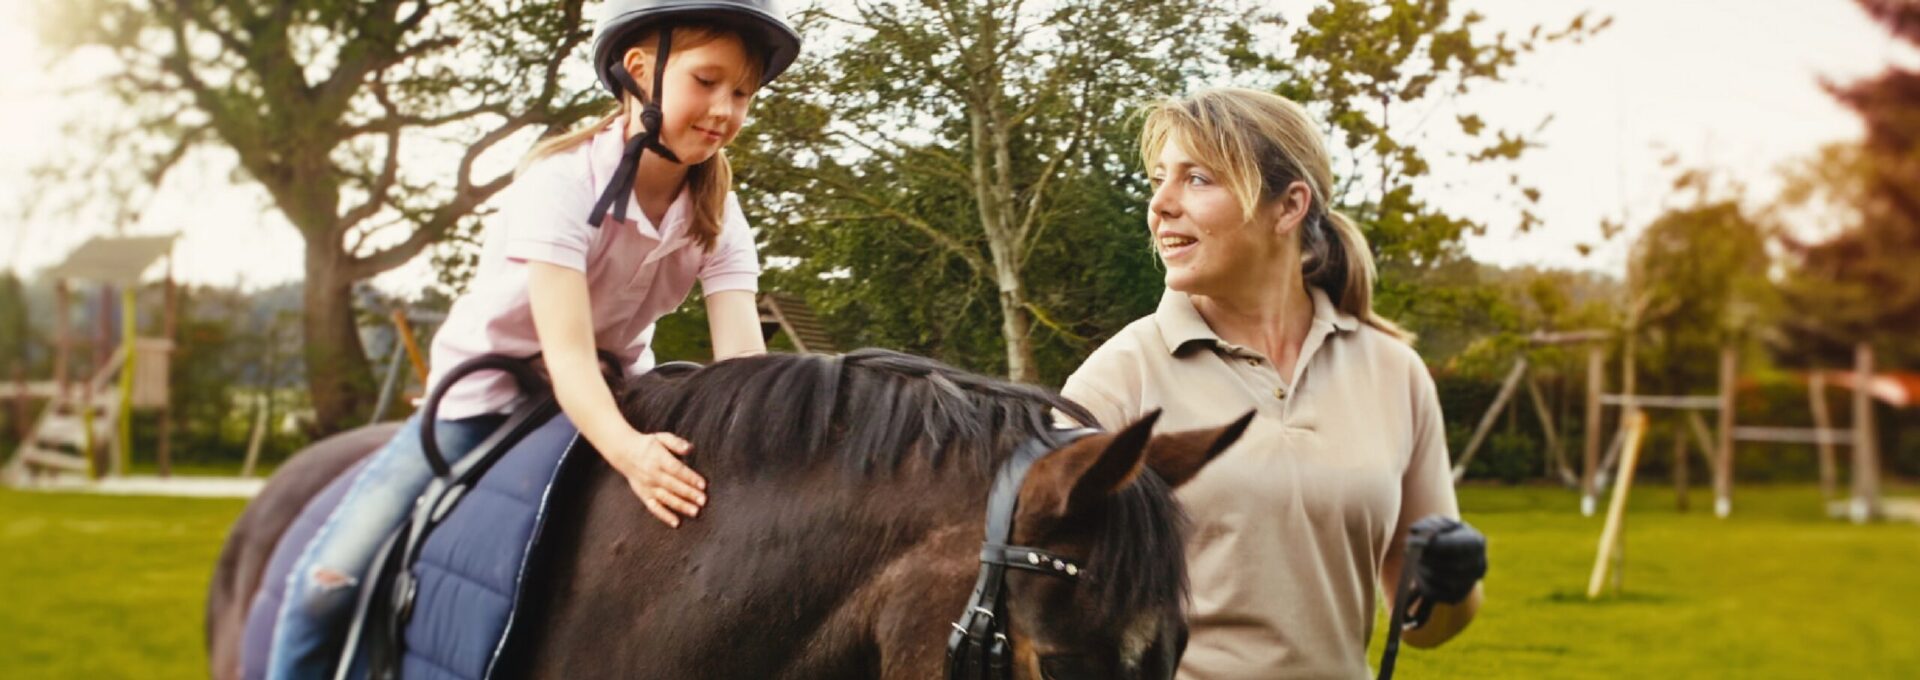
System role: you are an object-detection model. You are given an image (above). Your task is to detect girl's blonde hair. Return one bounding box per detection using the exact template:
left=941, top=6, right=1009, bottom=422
left=521, top=24, right=767, bottom=252
left=1138, top=87, right=1410, bottom=341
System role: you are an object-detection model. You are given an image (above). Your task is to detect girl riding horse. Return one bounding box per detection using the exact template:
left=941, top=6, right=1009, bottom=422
left=262, top=1, right=802, bottom=676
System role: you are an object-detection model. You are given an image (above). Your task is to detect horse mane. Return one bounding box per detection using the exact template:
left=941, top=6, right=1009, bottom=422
left=615, top=348, right=1189, bottom=623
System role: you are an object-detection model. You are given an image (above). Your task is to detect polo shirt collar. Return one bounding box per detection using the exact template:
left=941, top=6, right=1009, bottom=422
left=1154, top=286, right=1360, bottom=356
left=588, top=116, right=694, bottom=249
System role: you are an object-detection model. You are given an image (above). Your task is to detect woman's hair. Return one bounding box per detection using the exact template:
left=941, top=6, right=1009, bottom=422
left=1137, top=87, right=1410, bottom=341
left=520, top=23, right=768, bottom=252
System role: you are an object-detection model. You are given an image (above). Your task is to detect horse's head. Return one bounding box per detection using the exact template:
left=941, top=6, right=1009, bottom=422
left=981, top=409, right=1251, bottom=680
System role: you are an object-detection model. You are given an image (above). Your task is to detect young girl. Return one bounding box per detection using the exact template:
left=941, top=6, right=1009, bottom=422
left=264, top=1, right=802, bottom=677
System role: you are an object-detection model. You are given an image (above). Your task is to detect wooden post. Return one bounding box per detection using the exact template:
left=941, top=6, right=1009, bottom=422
left=1589, top=411, right=1648, bottom=599
left=1527, top=376, right=1576, bottom=485
left=1451, top=357, right=1528, bottom=481
left=96, top=285, right=113, bottom=374
left=52, top=280, right=71, bottom=403
left=1851, top=343, right=1881, bottom=523
left=391, top=309, right=429, bottom=385
left=116, top=285, right=136, bottom=477
left=10, top=363, right=26, bottom=445
left=1621, top=333, right=1637, bottom=409
left=1714, top=346, right=1736, bottom=518
left=157, top=254, right=177, bottom=478
left=1809, top=371, right=1837, bottom=508
left=81, top=380, right=97, bottom=480
left=1582, top=345, right=1605, bottom=516
left=241, top=393, right=269, bottom=478
left=1672, top=424, right=1690, bottom=512
left=1686, top=412, right=1717, bottom=471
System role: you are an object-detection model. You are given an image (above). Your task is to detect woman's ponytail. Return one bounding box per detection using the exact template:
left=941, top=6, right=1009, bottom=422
left=1314, top=209, right=1410, bottom=341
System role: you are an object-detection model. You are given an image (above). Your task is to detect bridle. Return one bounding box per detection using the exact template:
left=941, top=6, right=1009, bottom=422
left=939, top=423, right=1441, bottom=680
left=946, top=428, right=1099, bottom=680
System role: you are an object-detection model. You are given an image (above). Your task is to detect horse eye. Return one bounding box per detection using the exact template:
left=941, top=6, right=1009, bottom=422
left=1040, top=654, right=1099, bottom=680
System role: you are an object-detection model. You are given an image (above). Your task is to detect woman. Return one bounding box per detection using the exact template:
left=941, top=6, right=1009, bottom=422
left=1061, top=87, right=1486, bottom=679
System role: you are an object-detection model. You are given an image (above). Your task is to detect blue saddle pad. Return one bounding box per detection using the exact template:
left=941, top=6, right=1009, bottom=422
left=399, top=415, right=580, bottom=680
left=240, top=415, right=582, bottom=680
left=242, top=458, right=370, bottom=680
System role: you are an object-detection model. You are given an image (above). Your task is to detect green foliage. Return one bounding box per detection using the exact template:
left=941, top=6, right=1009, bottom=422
left=735, top=0, right=1216, bottom=380
left=128, top=284, right=313, bottom=465
left=0, top=273, right=32, bottom=371
left=738, top=1, right=1604, bottom=384
left=1236, top=2, right=1605, bottom=262
left=35, top=0, right=603, bottom=431
left=1627, top=199, right=1774, bottom=394
left=1783, top=1, right=1920, bottom=367
left=1770, top=140, right=1920, bottom=366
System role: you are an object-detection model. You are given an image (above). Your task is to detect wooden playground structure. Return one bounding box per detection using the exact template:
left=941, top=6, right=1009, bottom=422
left=4, top=236, right=180, bottom=485
left=1451, top=328, right=1905, bottom=524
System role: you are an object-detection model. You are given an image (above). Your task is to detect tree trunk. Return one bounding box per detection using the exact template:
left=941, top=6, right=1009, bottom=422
left=993, top=264, right=1038, bottom=384
left=971, top=155, right=1039, bottom=383
left=965, top=50, right=1039, bottom=384
left=302, top=242, right=374, bottom=434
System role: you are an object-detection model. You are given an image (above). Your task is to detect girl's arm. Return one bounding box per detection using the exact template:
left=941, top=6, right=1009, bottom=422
left=704, top=290, right=767, bottom=360
left=527, top=261, right=706, bottom=527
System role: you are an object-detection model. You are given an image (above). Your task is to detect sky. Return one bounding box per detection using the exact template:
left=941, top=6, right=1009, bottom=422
left=0, top=0, right=1914, bottom=291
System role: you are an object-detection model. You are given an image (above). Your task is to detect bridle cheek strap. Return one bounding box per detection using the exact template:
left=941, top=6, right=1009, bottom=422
left=946, top=428, right=1098, bottom=680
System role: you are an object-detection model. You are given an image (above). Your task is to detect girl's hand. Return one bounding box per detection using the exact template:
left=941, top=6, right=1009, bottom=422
left=606, top=429, right=708, bottom=527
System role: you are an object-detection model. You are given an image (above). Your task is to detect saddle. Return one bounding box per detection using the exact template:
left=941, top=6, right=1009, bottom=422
left=244, top=353, right=694, bottom=680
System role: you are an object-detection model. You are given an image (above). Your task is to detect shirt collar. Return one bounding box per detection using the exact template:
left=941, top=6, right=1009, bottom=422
left=1153, top=286, right=1360, bottom=356
left=589, top=116, right=693, bottom=241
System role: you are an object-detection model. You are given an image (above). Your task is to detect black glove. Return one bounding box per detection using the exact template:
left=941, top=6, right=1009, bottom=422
left=1407, top=515, right=1487, bottom=606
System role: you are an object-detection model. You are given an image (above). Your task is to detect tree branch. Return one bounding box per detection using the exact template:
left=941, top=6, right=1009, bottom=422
left=829, top=130, right=973, bottom=185
left=813, top=171, right=991, bottom=276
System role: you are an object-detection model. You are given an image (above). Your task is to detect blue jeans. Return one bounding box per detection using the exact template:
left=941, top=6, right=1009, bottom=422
left=265, top=411, right=506, bottom=680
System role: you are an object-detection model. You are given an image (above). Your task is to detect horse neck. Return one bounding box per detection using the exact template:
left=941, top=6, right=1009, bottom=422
left=520, top=451, right=993, bottom=678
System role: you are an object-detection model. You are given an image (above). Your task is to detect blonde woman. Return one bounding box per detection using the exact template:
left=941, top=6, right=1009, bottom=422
left=1062, top=87, right=1487, bottom=679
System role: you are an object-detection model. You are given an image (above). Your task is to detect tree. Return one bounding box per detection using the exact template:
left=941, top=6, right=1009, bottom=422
left=736, top=0, right=1215, bottom=382
left=736, top=1, right=1602, bottom=383
left=37, top=0, right=601, bottom=432
left=1231, top=2, right=1606, bottom=342
left=1783, top=0, right=1920, bottom=365
left=1628, top=190, right=1774, bottom=391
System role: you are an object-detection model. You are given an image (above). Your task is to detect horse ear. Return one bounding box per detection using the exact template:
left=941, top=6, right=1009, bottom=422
left=1145, top=410, right=1254, bottom=488
left=1024, top=410, right=1168, bottom=524
left=1029, top=407, right=1159, bottom=518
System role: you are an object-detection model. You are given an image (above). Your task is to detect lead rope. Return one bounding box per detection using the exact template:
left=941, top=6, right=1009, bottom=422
left=1377, top=539, right=1427, bottom=680
left=587, top=29, right=681, bottom=228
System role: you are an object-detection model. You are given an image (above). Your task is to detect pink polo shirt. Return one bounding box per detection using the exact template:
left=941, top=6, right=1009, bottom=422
left=425, top=117, right=760, bottom=419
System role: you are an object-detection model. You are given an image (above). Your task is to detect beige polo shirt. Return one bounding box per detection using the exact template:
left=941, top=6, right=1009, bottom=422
left=1062, top=288, right=1457, bottom=680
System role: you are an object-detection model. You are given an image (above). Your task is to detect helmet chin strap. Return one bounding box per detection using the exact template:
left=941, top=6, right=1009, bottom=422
left=588, top=29, right=684, bottom=228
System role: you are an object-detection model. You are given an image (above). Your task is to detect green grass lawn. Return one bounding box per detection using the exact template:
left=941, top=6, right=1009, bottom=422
left=1, top=484, right=1914, bottom=678
left=1383, top=484, right=1920, bottom=679
left=0, top=489, right=246, bottom=678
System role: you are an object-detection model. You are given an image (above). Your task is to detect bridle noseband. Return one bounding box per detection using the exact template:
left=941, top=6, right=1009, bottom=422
left=947, top=428, right=1098, bottom=680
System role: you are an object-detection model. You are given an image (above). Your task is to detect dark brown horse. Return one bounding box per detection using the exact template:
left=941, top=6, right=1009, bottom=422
left=207, top=349, right=1248, bottom=679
